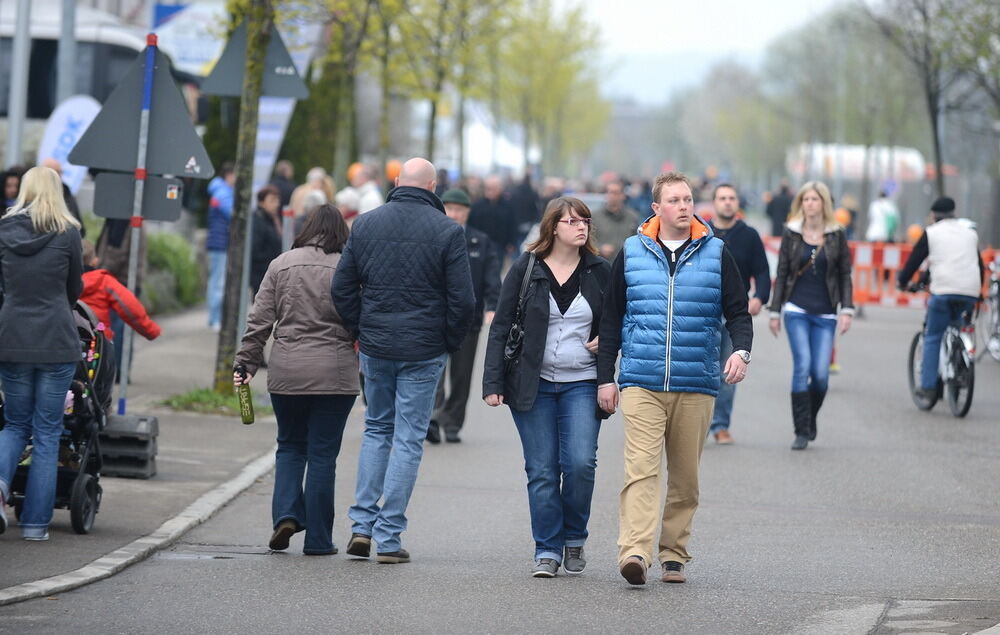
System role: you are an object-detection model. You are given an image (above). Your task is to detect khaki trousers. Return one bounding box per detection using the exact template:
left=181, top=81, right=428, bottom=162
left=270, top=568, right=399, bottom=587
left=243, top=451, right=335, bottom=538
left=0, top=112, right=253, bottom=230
left=617, top=387, right=714, bottom=567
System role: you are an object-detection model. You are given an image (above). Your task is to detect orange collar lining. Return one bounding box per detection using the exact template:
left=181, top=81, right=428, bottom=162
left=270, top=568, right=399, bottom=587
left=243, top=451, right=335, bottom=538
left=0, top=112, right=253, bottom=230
left=640, top=215, right=709, bottom=241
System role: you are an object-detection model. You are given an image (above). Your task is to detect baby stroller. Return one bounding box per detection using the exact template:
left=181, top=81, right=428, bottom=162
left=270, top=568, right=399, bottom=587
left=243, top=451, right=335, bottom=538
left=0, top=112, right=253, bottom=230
left=4, top=301, right=115, bottom=534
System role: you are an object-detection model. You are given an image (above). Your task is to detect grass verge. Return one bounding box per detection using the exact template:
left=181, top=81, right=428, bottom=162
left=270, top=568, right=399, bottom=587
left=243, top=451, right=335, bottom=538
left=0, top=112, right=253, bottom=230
left=162, top=388, right=273, bottom=418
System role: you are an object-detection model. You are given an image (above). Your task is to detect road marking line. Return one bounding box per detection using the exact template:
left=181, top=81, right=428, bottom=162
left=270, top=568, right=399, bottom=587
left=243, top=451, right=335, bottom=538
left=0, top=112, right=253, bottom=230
left=0, top=445, right=277, bottom=606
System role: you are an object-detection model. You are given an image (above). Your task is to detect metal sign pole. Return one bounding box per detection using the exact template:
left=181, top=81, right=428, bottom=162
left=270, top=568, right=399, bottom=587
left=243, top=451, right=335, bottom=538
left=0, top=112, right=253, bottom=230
left=117, top=34, right=158, bottom=415
left=5, top=0, right=31, bottom=167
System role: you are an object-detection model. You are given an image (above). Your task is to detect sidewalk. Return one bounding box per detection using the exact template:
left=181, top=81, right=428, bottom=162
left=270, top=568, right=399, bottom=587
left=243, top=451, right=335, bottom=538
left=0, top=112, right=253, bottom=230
left=0, top=306, right=285, bottom=591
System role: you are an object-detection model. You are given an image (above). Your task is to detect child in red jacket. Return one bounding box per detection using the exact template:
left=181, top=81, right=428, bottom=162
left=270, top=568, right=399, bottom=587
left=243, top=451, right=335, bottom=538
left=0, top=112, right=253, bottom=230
left=80, top=240, right=161, bottom=341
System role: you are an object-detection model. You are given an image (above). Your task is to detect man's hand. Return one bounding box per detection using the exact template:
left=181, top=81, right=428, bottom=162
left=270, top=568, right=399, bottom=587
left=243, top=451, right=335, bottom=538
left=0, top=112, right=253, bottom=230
left=837, top=313, right=853, bottom=335
left=723, top=353, right=748, bottom=384
left=598, top=383, right=619, bottom=414
left=769, top=316, right=781, bottom=337
left=484, top=394, right=505, bottom=407
left=484, top=311, right=495, bottom=326
left=585, top=336, right=599, bottom=354
left=748, top=298, right=763, bottom=316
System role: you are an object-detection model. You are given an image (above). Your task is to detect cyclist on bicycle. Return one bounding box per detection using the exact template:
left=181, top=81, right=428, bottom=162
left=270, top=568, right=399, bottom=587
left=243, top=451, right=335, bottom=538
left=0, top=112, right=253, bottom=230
left=897, top=196, right=986, bottom=399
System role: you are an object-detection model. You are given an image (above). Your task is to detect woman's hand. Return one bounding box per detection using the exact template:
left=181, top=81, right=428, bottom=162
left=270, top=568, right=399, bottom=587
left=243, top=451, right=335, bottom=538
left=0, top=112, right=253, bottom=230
left=585, top=336, right=599, bottom=354
left=769, top=316, right=781, bottom=337
left=484, top=394, right=504, bottom=407
left=838, top=313, right=853, bottom=335
left=598, top=383, right=619, bottom=414
left=233, top=371, right=254, bottom=386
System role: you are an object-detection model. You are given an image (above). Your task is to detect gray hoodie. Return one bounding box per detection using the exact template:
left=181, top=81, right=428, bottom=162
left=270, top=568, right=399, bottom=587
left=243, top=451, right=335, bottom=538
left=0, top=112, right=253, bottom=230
left=0, top=213, right=83, bottom=363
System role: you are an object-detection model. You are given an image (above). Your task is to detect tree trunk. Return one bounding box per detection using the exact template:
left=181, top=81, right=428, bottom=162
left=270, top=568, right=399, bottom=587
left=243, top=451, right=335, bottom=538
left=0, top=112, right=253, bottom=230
left=213, top=0, right=272, bottom=393
left=858, top=143, right=872, bottom=235
left=377, top=20, right=392, bottom=177
left=327, top=61, right=343, bottom=174
left=426, top=98, right=438, bottom=162
left=426, top=71, right=446, bottom=162
left=925, top=83, right=945, bottom=196
left=457, top=93, right=466, bottom=177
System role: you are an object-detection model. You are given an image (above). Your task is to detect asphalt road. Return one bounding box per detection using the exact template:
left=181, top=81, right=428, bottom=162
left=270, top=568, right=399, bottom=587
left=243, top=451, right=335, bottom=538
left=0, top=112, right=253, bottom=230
left=2, top=307, right=999, bottom=634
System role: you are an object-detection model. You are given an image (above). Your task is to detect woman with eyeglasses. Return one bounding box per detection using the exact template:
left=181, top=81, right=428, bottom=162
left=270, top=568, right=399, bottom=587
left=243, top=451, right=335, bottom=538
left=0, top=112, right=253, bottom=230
left=768, top=181, right=853, bottom=451
left=483, top=197, right=611, bottom=578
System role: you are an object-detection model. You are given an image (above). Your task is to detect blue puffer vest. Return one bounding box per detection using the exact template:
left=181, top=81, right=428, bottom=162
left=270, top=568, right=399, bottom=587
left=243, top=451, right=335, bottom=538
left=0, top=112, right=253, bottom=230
left=619, top=215, right=724, bottom=396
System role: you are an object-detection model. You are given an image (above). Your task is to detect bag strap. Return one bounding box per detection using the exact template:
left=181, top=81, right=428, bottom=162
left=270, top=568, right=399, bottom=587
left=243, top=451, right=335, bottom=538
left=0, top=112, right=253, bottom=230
left=514, top=253, right=536, bottom=318
left=793, top=243, right=822, bottom=280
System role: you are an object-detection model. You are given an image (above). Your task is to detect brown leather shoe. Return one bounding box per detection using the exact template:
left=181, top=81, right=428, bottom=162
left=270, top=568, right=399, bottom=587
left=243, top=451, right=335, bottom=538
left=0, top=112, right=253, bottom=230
left=661, top=561, right=686, bottom=583
left=619, top=556, right=646, bottom=585
left=714, top=429, right=733, bottom=445
left=268, top=519, right=297, bottom=550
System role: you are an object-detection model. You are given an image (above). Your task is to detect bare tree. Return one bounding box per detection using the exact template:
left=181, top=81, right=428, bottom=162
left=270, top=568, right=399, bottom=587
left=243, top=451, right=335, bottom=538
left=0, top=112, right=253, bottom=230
left=867, top=0, right=969, bottom=195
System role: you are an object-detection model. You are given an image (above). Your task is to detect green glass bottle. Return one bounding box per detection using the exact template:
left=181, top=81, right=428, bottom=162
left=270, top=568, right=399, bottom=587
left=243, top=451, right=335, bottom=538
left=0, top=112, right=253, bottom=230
left=235, top=365, right=255, bottom=425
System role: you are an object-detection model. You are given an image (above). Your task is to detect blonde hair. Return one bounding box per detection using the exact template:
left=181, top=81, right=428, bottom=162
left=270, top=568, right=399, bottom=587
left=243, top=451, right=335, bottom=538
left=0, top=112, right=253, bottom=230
left=9, top=166, right=80, bottom=234
left=788, top=181, right=836, bottom=227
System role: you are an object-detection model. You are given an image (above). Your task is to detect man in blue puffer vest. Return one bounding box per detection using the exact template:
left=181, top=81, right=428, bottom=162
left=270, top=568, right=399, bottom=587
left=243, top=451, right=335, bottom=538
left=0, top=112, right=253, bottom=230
left=597, top=171, right=753, bottom=586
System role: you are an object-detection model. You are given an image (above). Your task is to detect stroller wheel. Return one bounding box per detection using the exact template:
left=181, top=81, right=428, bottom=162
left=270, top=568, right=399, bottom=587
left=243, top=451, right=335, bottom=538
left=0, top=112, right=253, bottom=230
left=70, top=474, right=99, bottom=534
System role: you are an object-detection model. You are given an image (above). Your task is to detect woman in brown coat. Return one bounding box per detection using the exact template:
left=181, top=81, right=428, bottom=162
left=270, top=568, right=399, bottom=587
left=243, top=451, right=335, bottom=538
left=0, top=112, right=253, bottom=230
left=234, top=204, right=359, bottom=555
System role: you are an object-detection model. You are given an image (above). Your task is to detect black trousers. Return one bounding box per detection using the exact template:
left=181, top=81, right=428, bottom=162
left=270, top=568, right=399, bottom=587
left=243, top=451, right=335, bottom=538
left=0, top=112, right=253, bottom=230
left=430, top=329, right=480, bottom=434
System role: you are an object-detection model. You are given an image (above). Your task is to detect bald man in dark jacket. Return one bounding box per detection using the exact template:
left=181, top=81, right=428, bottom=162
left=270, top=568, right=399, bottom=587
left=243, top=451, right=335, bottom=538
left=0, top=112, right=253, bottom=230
left=332, top=158, right=475, bottom=564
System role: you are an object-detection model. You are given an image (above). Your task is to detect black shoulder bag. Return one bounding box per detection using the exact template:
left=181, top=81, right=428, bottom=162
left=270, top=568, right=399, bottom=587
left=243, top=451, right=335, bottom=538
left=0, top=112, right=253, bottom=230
left=503, top=253, right=536, bottom=372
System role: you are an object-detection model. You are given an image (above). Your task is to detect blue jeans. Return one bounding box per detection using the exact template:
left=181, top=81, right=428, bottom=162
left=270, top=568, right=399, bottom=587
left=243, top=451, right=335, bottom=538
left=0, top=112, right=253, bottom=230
left=0, top=362, right=76, bottom=536
left=784, top=312, right=836, bottom=392
left=510, top=379, right=601, bottom=563
left=711, top=326, right=735, bottom=433
left=349, top=352, right=447, bottom=553
left=921, top=294, right=977, bottom=390
left=207, top=249, right=227, bottom=328
left=270, top=393, right=356, bottom=554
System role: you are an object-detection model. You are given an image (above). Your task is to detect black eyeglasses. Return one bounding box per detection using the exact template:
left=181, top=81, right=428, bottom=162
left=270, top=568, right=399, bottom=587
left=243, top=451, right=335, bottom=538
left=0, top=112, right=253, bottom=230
left=557, top=218, right=592, bottom=227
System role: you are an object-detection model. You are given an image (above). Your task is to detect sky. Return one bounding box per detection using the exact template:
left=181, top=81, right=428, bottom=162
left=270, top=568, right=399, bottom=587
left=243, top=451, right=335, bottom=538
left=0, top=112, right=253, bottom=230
left=565, top=0, right=844, bottom=105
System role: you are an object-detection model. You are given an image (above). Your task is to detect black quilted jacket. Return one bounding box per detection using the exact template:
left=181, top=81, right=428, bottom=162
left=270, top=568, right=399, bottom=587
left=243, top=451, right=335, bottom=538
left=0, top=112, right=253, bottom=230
left=331, top=186, right=475, bottom=361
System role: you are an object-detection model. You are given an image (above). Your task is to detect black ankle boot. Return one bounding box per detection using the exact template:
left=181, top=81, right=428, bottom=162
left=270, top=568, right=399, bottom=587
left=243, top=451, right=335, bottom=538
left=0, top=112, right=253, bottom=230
left=791, top=391, right=812, bottom=450
left=807, top=388, right=826, bottom=441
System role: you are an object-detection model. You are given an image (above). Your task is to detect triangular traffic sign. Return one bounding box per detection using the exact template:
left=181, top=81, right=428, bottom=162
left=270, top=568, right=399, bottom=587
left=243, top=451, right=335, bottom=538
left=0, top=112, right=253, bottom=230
left=69, top=47, right=215, bottom=178
left=200, top=20, right=309, bottom=99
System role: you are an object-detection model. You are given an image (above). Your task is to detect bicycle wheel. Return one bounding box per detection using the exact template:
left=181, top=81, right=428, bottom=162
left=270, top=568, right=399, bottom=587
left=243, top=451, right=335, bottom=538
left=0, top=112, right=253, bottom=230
left=945, top=335, right=974, bottom=417
left=908, top=332, right=937, bottom=410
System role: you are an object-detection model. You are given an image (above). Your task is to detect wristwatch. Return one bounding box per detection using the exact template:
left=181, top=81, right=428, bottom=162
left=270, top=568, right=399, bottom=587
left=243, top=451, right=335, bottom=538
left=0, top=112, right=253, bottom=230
left=734, top=350, right=751, bottom=364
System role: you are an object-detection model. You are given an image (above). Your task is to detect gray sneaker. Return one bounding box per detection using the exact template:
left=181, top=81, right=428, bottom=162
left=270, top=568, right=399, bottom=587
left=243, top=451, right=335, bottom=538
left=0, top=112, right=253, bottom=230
left=563, top=546, right=586, bottom=575
left=531, top=558, right=559, bottom=578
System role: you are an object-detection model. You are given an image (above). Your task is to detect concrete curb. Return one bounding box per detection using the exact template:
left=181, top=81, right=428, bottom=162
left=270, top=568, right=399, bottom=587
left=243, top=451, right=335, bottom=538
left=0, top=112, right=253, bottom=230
left=0, top=445, right=277, bottom=606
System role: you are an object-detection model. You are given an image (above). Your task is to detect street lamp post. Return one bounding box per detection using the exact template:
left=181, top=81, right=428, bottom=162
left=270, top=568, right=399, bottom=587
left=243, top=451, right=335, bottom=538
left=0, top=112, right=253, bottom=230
left=5, top=0, right=31, bottom=168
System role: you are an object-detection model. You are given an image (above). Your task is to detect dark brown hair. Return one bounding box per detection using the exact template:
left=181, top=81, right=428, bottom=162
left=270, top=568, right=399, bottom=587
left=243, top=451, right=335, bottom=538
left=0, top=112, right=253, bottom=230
left=526, top=196, right=598, bottom=258
left=293, top=204, right=349, bottom=254
left=256, top=184, right=280, bottom=203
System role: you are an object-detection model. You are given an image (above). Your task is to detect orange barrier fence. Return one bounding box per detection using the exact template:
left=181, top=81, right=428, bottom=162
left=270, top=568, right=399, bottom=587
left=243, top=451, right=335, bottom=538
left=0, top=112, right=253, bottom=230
left=762, top=236, right=996, bottom=309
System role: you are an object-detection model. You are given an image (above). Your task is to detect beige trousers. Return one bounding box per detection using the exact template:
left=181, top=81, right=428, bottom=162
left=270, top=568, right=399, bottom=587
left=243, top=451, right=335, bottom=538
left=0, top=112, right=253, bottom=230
left=617, top=387, right=714, bottom=567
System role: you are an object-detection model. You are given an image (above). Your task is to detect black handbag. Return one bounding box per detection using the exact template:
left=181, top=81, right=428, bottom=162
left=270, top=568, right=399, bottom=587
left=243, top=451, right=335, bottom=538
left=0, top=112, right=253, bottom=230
left=503, top=253, right=536, bottom=372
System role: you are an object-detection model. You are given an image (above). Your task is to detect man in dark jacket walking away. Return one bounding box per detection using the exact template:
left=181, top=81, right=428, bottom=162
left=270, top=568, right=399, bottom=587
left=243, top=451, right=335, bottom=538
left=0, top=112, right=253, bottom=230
left=766, top=182, right=793, bottom=237
left=469, top=175, right=516, bottom=265
left=427, top=189, right=501, bottom=445
left=332, top=158, right=475, bottom=563
left=707, top=184, right=770, bottom=444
